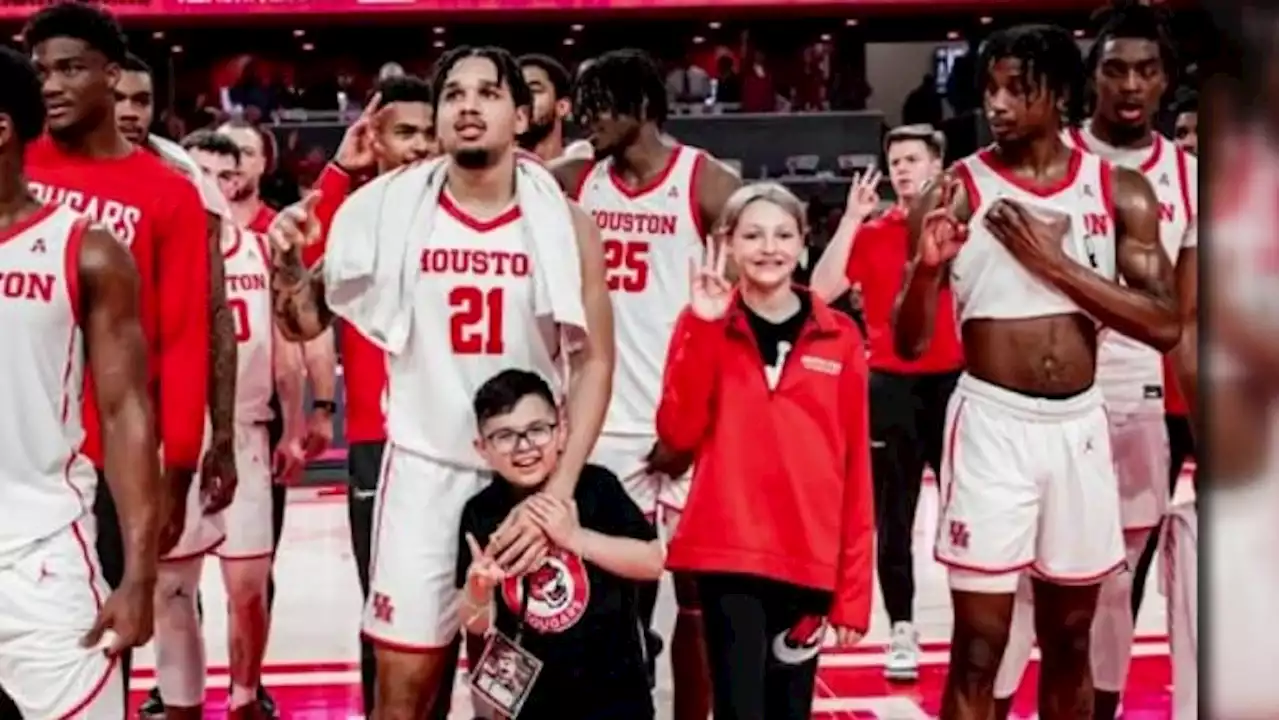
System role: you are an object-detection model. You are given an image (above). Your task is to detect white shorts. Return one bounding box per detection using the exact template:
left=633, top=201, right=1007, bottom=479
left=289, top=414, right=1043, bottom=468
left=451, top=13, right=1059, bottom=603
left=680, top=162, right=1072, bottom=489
left=937, top=374, right=1125, bottom=592
left=362, top=445, right=490, bottom=649
left=590, top=433, right=689, bottom=518
left=0, top=517, right=124, bottom=719
left=1107, top=410, right=1170, bottom=530
left=214, top=424, right=274, bottom=560
left=1162, top=501, right=1197, bottom=720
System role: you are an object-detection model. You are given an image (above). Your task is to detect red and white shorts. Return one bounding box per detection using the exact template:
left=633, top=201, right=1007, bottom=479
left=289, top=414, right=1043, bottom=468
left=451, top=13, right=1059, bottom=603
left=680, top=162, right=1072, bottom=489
left=213, top=424, right=274, bottom=561
left=935, top=374, right=1125, bottom=593
left=0, top=516, right=123, bottom=719
left=361, top=445, right=489, bottom=649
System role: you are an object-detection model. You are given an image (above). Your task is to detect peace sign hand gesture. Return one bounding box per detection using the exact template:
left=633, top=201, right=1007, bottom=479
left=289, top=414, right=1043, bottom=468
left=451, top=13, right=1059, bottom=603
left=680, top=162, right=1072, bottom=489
left=333, top=93, right=392, bottom=174
left=918, top=175, right=969, bottom=269
left=464, top=533, right=506, bottom=600
left=689, top=235, right=733, bottom=321
left=845, top=166, right=884, bottom=223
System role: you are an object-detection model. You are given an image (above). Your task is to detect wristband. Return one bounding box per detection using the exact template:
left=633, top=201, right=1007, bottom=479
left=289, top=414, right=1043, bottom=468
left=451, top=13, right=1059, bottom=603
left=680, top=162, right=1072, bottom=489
left=312, top=399, right=337, bottom=414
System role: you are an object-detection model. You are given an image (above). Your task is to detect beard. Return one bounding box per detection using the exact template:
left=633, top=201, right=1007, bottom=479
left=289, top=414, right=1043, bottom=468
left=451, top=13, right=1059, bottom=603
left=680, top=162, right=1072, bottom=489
left=453, top=147, right=493, bottom=169
left=518, top=116, right=555, bottom=150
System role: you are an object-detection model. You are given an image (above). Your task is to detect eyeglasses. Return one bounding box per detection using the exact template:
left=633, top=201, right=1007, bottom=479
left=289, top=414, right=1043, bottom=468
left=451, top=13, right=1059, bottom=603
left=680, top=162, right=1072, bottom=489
left=484, top=421, right=558, bottom=454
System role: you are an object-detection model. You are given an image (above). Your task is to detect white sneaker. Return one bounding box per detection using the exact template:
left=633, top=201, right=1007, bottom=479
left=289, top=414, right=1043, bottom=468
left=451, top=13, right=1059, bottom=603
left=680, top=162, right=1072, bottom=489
left=884, top=621, right=920, bottom=682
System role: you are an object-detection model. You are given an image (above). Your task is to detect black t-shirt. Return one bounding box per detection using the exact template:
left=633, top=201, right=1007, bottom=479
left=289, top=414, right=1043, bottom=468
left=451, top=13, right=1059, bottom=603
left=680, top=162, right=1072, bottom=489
left=456, top=466, right=657, bottom=720
left=742, top=293, right=813, bottom=376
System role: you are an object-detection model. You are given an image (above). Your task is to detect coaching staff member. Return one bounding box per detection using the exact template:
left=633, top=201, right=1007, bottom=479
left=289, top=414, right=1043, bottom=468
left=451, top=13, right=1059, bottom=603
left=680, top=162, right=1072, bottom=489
left=809, top=124, right=962, bottom=683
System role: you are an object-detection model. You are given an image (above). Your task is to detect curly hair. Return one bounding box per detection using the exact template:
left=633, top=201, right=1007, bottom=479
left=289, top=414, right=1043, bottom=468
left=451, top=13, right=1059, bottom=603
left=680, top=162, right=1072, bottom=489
left=978, top=24, right=1086, bottom=124
left=573, top=49, right=668, bottom=127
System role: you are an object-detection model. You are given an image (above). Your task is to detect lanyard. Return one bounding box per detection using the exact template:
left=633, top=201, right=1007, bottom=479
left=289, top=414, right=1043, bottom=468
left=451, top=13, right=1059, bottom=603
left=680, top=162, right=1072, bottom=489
left=513, top=576, right=531, bottom=645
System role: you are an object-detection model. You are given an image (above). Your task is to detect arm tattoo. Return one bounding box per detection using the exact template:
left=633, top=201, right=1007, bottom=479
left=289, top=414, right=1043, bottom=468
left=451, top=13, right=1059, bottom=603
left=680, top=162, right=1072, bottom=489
left=271, top=251, right=333, bottom=340
left=208, top=230, right=237, bottom=444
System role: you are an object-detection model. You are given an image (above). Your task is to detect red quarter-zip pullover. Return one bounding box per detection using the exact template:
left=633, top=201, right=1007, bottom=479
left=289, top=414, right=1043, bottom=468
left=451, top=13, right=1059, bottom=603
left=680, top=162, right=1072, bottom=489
left=656, top=292, right=874, bottom=631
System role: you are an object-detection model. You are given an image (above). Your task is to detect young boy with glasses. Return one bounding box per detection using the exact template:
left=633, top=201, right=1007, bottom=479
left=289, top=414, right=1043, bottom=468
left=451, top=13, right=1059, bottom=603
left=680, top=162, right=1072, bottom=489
left=456, top=369, right=665, bottom=719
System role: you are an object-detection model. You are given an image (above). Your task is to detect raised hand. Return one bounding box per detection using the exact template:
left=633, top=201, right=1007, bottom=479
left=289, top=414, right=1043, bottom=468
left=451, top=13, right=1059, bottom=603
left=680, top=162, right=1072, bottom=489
left=333, top=93, right=392, bottom=174
left=464, top=533, right=506, bottom=598
left=689, top=237, right=733, bottom=321
left=918, top=176, right=969, bottom=269
left=267, top=191, right=323, bottom=256
left=845, top=166, right=884, bottom=223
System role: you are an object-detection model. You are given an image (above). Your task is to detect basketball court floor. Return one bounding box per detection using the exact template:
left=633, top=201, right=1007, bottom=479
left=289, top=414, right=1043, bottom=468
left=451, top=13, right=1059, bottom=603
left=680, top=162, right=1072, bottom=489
left=127, top=471, right=1191, bottom=719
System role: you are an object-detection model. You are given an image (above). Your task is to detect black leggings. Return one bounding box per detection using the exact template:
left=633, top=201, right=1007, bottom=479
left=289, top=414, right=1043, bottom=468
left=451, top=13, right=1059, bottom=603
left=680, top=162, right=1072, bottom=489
left=697, top=573, right=832, bottom=720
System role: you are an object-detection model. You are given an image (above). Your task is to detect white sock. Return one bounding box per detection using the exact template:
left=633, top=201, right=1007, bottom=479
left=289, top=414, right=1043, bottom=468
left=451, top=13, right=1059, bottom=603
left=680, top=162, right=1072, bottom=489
left=229, top=684, right=257, bottom=710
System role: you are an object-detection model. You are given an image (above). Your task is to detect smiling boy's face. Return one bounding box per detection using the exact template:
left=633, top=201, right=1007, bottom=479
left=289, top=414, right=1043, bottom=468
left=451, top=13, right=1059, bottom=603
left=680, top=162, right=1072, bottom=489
left=475, top=394, right=565, bottom=488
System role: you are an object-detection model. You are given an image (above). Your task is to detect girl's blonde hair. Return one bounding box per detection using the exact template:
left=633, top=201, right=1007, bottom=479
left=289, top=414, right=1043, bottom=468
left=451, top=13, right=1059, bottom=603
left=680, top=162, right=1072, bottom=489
left=714, top=181, right=809, bottom=238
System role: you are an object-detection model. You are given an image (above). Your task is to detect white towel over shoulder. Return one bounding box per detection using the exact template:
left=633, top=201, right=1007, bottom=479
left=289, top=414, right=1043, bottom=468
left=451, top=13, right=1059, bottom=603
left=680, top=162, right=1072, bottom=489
left=323, top=154, right=588, bottom=356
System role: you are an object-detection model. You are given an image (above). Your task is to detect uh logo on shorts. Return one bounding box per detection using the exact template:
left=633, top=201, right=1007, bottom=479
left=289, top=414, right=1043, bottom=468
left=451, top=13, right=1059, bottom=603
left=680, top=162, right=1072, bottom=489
left=948, top=520, right=970, bottom=551
left=771, top=614, right=828, bottom=665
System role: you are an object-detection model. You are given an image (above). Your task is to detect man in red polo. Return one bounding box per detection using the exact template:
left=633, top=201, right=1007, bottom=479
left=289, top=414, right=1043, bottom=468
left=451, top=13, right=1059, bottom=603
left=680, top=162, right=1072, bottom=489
left=810, top=124, right=961, bottom=683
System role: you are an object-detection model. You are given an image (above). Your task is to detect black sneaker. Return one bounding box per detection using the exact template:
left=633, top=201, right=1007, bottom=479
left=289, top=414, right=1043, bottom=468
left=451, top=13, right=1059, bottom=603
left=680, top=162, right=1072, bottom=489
left=257, top=686, right=280, bottom=720
left=137, top=688, right=165, bottom=719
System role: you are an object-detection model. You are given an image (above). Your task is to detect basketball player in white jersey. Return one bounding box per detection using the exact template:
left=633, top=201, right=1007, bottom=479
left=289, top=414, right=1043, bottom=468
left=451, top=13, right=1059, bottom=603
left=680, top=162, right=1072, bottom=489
left=548, top=48, right=741, bottom=720
left=114, top=52, right=241, bottom=538
left=893, top=25, right=1177, bottom=719
left=139, top=129, right=300, bottom=720
left=267, top=46, right=614, bottom=718
left=0, top=46, right=159, bottom=719
left=992, top=6, right=1197, bottom=716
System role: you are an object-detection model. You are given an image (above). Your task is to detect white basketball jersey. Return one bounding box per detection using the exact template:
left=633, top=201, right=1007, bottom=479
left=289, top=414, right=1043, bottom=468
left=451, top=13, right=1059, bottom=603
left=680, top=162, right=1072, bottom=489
left=1066, top=125, right=1198, bottom=407
left=0, top=204, right=98, bottom=557
left=385, top=193, right=563, bottom=468
left=223, top=226, right=274, bottom=423
left=951, top=147, right=1117, bottom=323
left=575, top=145, right=706, bottom=435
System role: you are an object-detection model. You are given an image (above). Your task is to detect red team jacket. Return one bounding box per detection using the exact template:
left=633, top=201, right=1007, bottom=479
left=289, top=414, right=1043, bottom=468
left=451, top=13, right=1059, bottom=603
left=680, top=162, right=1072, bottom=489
left=300, top=165, right=390, bottom=444
left=656, top=295, right=875, bottom=632
left=26, top=136, right=211, bottom=471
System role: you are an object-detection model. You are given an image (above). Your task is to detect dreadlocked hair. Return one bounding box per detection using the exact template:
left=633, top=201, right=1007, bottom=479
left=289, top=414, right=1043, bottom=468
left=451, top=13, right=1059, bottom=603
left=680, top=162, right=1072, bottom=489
left=978, top=24, right=1086, bottom=124
left=573, top=49, right=668, bottom=127
left=1087, top=0, right=1179, bottom=83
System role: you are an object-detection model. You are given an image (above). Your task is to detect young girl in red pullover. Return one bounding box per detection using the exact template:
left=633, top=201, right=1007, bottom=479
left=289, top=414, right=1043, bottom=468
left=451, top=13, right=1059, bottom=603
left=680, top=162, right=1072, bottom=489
left=656, top=182, right=875, bottom=719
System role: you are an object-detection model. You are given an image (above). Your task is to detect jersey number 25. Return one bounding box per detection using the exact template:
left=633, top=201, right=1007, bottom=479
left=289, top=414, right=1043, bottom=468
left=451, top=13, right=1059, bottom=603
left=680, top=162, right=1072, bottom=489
left=449, top=286, right=505, bottom=355
left=603, top=239, right=650, bottom=293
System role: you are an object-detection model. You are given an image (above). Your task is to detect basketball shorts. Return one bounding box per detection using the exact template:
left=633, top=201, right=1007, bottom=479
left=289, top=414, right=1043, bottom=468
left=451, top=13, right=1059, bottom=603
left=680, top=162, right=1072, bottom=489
left=1106, top=409, right=1170, bottom=531
left=362, top=445, right=490, bottom=649
left=161, top=466, right=226, bottom=563
left=0, top=516, right=124, bottom=719
left=214, top=423, right=274, bottom=560
left=590, top=433, right=689, bottom=521
left=935, top=374, right=1125, bottom=592
left=1162, top=501, right=1196, bottom=720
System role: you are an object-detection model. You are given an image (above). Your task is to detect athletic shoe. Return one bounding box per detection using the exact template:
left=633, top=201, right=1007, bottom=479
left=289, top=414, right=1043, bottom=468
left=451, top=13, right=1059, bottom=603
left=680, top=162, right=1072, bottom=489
left=884, top=621, right=920, bottom=682
left=137, top=688, right=165, bottom=719
left=257, top=686, right=280, bottom=720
